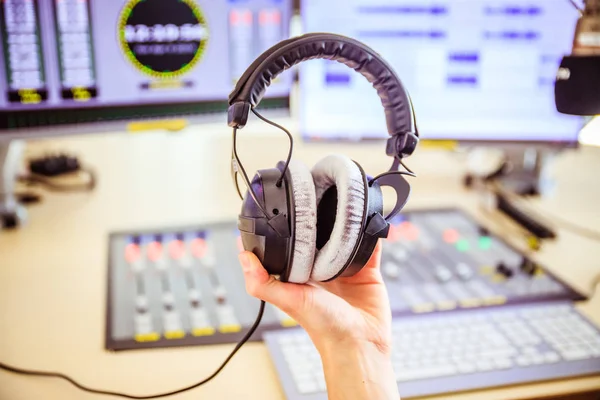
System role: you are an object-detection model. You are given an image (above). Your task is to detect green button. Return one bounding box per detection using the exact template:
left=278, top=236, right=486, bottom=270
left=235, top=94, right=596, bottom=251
left=456, top=239, right=469, bottom=252
left=478, top=236, right=492, bottom=250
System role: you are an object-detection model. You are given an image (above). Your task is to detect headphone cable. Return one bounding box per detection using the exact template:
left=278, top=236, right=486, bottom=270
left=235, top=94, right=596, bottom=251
left=250, top=108, right=294, bottom=188
left=0, top=301, right=266, bottom=399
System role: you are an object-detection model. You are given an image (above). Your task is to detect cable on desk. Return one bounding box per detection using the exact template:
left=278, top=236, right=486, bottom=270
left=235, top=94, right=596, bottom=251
left=19, top=166, right=97, bottom=193
left=0, top=301, right=266, bottom=399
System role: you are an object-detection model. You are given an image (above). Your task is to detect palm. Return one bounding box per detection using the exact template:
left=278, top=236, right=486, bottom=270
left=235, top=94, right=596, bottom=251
left=291, top=241, right=392, bottom=351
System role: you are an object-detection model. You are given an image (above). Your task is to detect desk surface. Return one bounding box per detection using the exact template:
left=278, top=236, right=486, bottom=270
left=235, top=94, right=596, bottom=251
left=1, top=122, right=600, bottom=400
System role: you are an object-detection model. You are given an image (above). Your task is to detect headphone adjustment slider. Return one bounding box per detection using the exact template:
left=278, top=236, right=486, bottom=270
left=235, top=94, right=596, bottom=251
left=365, top=213, right=390, bottom=239
left=228, top=102, right=251, bottom=128
left=386, top=132, right=419, bottom=159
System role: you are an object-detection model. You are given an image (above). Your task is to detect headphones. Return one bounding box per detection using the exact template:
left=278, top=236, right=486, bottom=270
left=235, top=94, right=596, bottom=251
left=228, top=33, right=419, bottom=284
left=0, top=32, right=421, bottom=400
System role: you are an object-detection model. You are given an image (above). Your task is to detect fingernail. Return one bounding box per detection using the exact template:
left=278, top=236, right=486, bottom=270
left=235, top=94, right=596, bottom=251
left=239, top=253, right=252, bottom=273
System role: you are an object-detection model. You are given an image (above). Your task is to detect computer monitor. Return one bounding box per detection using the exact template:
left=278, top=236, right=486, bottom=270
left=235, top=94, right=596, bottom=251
left=0, top=0, right=293, bottom=138
left=300, top=0, right=583, bottom=146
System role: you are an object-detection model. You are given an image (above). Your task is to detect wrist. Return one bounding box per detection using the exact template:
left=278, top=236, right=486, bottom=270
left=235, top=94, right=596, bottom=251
left=316, top=338, right=398, bottom=400
left=316, top=336, right=392, bottom=359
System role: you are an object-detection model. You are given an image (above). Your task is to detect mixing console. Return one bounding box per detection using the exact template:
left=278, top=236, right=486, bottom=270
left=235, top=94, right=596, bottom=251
left=381, top=209, right=584, bottom=316
left=106, top=209, right=584, bottom=351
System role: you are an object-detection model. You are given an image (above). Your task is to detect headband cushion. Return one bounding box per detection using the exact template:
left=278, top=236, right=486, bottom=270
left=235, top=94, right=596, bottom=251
left=228, top=33, right=416, bottom=137
left=311, top=154, right=366, bottom=282
left=287, top=160, right=317, bottom=284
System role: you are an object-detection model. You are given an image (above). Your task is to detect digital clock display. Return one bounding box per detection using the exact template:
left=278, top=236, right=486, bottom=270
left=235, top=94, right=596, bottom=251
left=118, top=0, right=209, bottom=78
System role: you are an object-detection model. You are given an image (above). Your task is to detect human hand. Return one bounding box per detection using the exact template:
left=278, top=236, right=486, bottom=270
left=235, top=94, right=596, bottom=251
left=238, top=241, right=399, bottom=400
left=237, top=240, right=391, bottom=353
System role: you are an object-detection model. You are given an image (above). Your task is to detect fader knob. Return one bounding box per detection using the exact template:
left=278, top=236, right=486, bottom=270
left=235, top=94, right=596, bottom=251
left=214, top=286, right=227, bottom=304
left=163, top=292, right=175, bottom=311
left=520, top=257, right=538, bottom=276
left=383, top=262, right=400, bottom=279
left=135, top=296, right=149, bottom=314
left=435, top=266, right=452, bottom=282
left=496, top=262, right=514, bottom=278
left=456, top=263, right=473, bottom=280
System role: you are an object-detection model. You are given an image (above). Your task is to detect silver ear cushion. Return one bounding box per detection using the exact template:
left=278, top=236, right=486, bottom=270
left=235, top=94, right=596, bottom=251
left=286, top=160, right=318, bottom=284
left=310, top=154, right=366, bottom=282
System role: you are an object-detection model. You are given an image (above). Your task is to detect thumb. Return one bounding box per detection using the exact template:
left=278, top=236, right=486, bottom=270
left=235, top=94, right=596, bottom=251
left=238, top=251, right=311, bottom=316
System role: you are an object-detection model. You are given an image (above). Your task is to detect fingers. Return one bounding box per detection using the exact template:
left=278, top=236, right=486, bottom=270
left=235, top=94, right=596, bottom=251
left=238, top=251, right=311, bottom=316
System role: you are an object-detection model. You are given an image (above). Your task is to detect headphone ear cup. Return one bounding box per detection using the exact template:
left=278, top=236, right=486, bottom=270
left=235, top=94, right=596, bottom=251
left=286, top=160, right=318, bottom=284
left=311, top=154, right=366, bottom=282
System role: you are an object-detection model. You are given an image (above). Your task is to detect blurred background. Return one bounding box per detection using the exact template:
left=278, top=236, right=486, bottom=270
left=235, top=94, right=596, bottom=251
left=1, top=1, right=600, bottom=400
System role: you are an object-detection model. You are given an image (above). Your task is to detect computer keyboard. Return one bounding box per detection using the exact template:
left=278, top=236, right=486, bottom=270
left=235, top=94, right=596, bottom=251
left=263, top=302, right=600, bottom=399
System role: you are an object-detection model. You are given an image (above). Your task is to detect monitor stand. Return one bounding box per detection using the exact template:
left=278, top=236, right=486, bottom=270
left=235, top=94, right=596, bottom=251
left=0, top=140, right=26, bottom=229
left=466, top=146, right=560, bottom=239
left=497, top=148, right=555, bottom=196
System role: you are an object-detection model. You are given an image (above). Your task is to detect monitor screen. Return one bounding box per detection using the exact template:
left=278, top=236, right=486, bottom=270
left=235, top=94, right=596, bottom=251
left=0, top=0, right=292, bottom=131
left=300, top=0, right=583, bottom=145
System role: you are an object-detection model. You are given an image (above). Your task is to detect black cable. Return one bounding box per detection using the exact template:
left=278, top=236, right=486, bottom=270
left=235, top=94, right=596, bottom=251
left=250, top=108, right=294, bottom=187
left=231, top=128, right=270, bottom=218
left=397, top=158, right=417, bottom=177
left=567, top=0, right=584, bottom=13
left=19, top=167, right=96, bottom=193
left=0, top=300, right=266, bottom=399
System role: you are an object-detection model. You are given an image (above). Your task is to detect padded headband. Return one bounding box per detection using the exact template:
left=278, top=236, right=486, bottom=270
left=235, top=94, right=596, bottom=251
left=228, top=33, right=418, bottom=139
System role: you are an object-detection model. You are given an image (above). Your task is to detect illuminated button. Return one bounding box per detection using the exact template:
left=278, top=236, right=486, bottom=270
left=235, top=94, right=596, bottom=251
left=134, top=332, right=160, bottom=342
left=191, top=237, right=207, bottom=259
left=412, top=303, right=435, bottom=313
left=125, top=243, right=141, bottom=264
left=456, top=239, right=469, bottom=252
left=164, top=330, right=185, bottom=340
left=483, top=296, right=507, bottom=306
left=443, top=229, right=459, bottom=244
left=399, top=221, right=419, bottom=241
left=147, top=240, right=163, bottom=262
left=480, top=265, right=494, bottom=275
left=192, top=327, right=216, bottom=337
left=436, top=300, right=457, bottom=311
left=460, top=298, right=482, bottom=308
left=168, top=239, right=186, bottom=260
left=478, top=236, right=493, bottom=250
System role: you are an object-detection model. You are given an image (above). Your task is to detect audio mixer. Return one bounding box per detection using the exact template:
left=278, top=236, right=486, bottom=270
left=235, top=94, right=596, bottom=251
left=106, top=208, right=585, bottom=351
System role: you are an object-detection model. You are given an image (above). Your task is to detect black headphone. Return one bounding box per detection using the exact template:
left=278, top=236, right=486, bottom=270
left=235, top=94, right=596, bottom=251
left=228, top=33, right=419, bottom=283
left=0, top=33, right=421, bottom=400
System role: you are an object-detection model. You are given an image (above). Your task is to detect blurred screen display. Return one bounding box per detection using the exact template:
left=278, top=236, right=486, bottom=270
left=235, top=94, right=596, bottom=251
left=0, top=0, right=292, bottom=113
left=300, top=0, right=583, bottom=144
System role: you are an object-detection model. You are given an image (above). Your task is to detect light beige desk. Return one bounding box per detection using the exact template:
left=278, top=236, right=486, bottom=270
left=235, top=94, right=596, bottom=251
left=1, top=122, right=600, bottom=400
